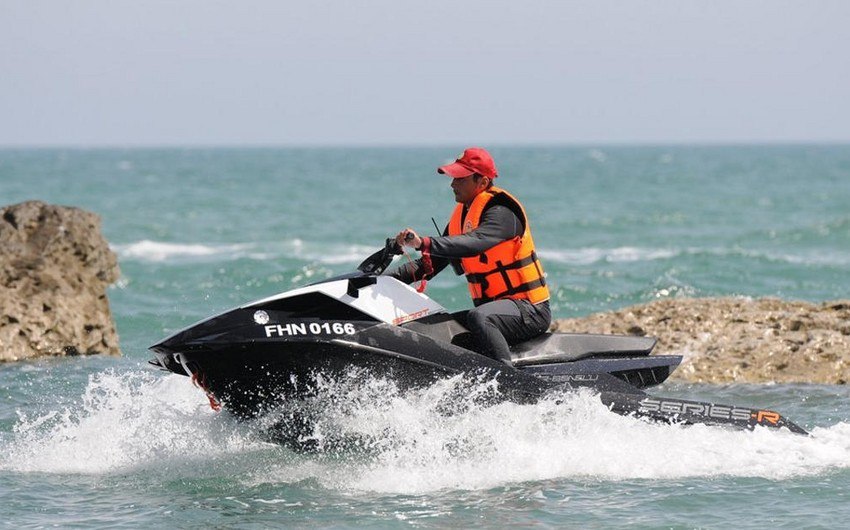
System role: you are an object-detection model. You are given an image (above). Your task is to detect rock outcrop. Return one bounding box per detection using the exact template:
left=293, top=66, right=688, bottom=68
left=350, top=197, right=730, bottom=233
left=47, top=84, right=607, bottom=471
left=1, top=201, right=121, bottom=362
left=553, top=297, right=850, bottom=384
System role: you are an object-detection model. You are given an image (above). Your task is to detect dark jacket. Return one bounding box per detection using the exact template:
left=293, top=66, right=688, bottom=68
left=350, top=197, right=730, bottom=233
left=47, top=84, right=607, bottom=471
left=390, top=199, right=524, bottom=284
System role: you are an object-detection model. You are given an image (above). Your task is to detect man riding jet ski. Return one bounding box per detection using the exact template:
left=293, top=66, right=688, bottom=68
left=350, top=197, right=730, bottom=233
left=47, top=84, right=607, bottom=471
left=148, top=148, right=808, bottom=436
left=391, top=147, right=550, bottom=366
left=149, top=236, right=807, bottom=435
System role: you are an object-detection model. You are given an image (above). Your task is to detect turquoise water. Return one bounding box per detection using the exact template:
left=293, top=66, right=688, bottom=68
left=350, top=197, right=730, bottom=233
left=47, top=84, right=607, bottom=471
left=1, top=146, right=850, bottom=527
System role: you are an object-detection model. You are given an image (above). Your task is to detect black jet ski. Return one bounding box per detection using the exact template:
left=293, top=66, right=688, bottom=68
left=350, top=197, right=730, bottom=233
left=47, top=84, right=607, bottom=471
left=149, top=239, right=807, bottom=435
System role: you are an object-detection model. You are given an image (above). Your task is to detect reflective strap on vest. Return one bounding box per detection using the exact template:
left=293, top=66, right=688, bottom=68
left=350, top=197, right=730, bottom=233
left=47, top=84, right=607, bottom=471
left=465, top=252, right=547, bottom=305
left=464, top=252, right=541, bottom=284
left=471, top=277, right=548, bottom=306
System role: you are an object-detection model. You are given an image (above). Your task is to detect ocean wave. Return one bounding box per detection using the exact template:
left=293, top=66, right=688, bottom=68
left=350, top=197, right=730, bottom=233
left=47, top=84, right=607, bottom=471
left=112, top=240, right=255, bottom=262
left=707, top=246, right=850, bottom=267
left=112, top=239, right=850, bottom=269
left=2, top=371, right=848, bottom=488
left=538, top=246, right=850, bottom=267
left=539, top=247, right=679, bottom=265
left=757, top=249, right=850, bottom=267
left=244, top=375, right=850, bottom=492
left=112, top=239, right=378, bottom=265
left=0, top=370, right=266, bottom=475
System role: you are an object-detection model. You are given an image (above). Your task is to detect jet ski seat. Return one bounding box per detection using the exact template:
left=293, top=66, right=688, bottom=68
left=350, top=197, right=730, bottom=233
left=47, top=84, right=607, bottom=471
left=509, top=333, right=657, bottom=366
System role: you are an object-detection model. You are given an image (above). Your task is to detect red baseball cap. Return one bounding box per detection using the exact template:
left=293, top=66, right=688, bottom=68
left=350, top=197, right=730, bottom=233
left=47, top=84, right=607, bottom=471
left=437, top=147, right=498, bottom=179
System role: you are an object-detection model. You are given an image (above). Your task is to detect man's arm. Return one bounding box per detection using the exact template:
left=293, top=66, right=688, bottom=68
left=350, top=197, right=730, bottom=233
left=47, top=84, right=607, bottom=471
left=426, top=205, right=523, bottom=259
left=388, top=224, right=451, bottom=284
left=388, top=254, right=450, bottom=284
left=389, top=204, right=523, bottom=284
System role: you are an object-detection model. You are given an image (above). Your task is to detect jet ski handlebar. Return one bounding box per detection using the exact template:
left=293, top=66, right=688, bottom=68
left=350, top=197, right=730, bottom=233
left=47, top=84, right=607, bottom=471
left=356, top=237, right=405, bottom=276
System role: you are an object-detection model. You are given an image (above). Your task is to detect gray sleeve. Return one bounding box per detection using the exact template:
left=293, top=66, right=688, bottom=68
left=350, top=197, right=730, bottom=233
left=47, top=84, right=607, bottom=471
left=387, top=255, right=450, bottom=283
left=427, top=205, right=523, bottom=259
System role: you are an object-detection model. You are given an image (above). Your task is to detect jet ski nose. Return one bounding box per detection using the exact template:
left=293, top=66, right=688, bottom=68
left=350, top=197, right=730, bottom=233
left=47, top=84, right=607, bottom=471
left=149, top=336, right=177, bottom=355
left=149, top=325, right=194, bottom=354
left=148, top=335, right=190, bottom=376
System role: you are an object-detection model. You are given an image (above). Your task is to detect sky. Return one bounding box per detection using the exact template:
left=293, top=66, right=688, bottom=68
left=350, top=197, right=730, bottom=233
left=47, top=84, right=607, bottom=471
left=1, top=1, right=849, bottom=146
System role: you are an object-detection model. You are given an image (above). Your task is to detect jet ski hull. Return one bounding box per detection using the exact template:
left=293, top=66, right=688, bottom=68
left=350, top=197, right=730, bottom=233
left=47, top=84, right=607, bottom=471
left=152, top=321, right=605, bottom=417
left=151, top=306, right=682, bottom=419
left=150, top=262, right=808, bottom=435
left=155, top=339, right=459, bottom=418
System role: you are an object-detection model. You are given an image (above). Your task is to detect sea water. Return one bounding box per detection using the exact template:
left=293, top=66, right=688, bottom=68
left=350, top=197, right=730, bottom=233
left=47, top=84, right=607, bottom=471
left=1, top=146, right=849, bottom=527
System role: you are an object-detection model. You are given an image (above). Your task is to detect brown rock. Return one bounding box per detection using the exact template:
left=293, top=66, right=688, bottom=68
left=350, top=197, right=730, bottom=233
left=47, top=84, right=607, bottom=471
left=552, top=297, right=850, bottom=384
left=0, top=201, right=121, bottom=361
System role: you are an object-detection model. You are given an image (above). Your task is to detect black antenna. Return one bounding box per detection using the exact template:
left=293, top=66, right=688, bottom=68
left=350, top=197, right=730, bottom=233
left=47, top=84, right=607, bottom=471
left=431, top=217, right=441, bottom=235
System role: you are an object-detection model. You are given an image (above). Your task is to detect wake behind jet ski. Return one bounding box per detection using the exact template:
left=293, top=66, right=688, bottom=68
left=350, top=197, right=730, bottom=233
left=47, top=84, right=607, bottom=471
left=149, top=239, right=807, bottom=435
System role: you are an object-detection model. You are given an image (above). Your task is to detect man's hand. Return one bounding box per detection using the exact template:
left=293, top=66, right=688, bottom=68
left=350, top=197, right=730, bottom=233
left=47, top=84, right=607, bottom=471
left=395, top=228, right=422, bottom=250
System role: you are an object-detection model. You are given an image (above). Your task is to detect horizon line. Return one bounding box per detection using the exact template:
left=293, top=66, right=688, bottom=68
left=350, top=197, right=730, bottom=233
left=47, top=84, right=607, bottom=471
left=1, top=140, right=849, bottom=150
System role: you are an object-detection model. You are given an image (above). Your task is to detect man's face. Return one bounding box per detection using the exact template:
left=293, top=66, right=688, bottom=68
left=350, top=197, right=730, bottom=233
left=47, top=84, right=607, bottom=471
left=450, top=175, right=487, bottom=204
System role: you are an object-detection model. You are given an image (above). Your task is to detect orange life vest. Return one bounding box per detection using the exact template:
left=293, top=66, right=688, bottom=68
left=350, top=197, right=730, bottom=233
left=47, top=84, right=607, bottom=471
left=447, top=186, right=549, bottom=306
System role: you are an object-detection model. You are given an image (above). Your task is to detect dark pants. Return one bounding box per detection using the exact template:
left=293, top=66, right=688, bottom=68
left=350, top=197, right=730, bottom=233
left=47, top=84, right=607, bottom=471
left=456, top=299, right=551, bottom=365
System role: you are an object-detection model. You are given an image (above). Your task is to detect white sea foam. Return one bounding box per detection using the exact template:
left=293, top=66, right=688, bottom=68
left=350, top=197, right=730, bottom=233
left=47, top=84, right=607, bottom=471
left=113, top=240, right=849, bottom=270
left=538, top=246, right=850, bottom=267
left=3, top=370, right=848, bottom=492
left=588, top=149, right=607, bottom=163
left=113, top=240, right=254, bottom=262
left=245, top=374, right=850, bottom=493
left=539, top=247, right=678, bottom=265
left=112, top=239, right=376, bottom=266
left=759, top=249, right=850, bottom=267
left=1, top=370, right=266, bottom=474
left=695, top=246, right=850, bottom=267
left=306, top=244, right=380, bottom=265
